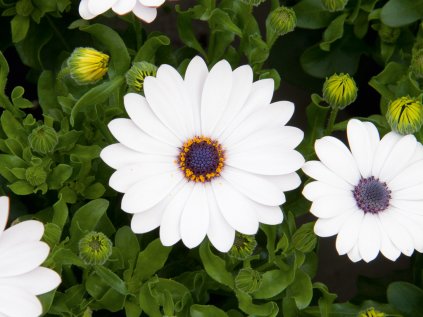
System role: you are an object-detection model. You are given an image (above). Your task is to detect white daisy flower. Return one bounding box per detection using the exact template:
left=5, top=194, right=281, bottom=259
left=302, top=119, right=423, bottom=263
left=101, top=56, right=305, bottom=252
left=79, top=0, right=165, bottom=23
left=0, top=196, right=61, bottom=317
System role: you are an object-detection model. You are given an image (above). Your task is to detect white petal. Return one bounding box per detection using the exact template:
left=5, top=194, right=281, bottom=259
left=336, top=210, right=364, bottom=255
left=372, top=132, right=401, bottom=177
left=310, top=195, right=357, bottom=218
left=156, top=65, right=195, bottom=138
left=358, top=213, right=381, bottom=262
left=347, top=119, right=379, bottom=178
left=88, top=0, right=118, bottom=16
left=112, top=0, right=136, bottom=14
left=132, top=2, right=157, bottom=22
left=392, top=208, right=423, bottom=252
left=206, top=188, right=235, bottom=252
left=212, top=179, right=259, bottom=234
left=315, top=137, right=361, bottom=185
left=124, top=93, right=181, bottom=146
left=139, top=0, right=165, bottom=7
left=302, top=161, right=353, bottom=190
left=180, top=184, right=209, bottom=248
left=377, top=218, right=401, bottom=261
left=212, top=65, right=253, bottom=137
left=266, top=173, right=301, bottom=191
left=302, top=181, right=348, bottom=202
left=226, top=147, right=304, bottom=176
left=201, top=60, right=233, bottom=136
left=390, top=199, right=423, bottom=215
left=255, top=204, right=283, bottom=225
left=347, top=245, right=362, bottom=262
left=122, top=172, right=183, bottom=213
left=378, top=209, right=414, bottom=256
left=314, top=208, right=356, bottom=237
left=388, top=159, right=423, bottom=191
left=0, top=220, right=44, bottom=251
left=0, top=241, right=49, bottom=278
left=108, top=119, right=177, bottom=156
left=109, top=161, right=177, bottom=193
left=0, top=267, right=60, bottom=295
left=160, top=182, right=193, bottom=246
left=0, top=197, right=9, bottom=234
left=392, top=183, right=423, bottom=200
left=221, top=167, right=285, bottom=206
left=184, top=56, right=209, bottom=135
left=0, top=285, right=42, bottom=317
left=79, top=0, right=97, bottom=19
left=378, top=135, right=417, bottom=182
left=130, top=198, right=168, bottom=233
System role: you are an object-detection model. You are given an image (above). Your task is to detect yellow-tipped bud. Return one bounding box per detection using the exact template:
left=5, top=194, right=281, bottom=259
left=321, top=0, right=348, bottom=12
left=386, top=96, right=423, bottom=135
left=68, top=47, right=109, bottom=85
left=323, top=73, right=358, bottom=109
left=358, top=307, right=385, bottom=317
left=125, top=61, right=157, bottom=93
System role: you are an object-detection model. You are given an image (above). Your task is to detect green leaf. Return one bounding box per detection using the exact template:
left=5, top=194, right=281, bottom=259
left=83, top=182, right=106, bottom=199
left=253, top=267, right=296, bottom=299
left=381, top=0, right=423, bottom=27
left=47, top=164, right=73, bottom=189
left=11, top=15, right=30, bottom=43
left=199, top=241, right=234, bottom=289
left=80, top=24, right=130, bottom=77
left=133, top=239, right=171, bottom=282
left=294, top=0, right=336, bottom=29
left=52, top=196, right=68, bottom=229
left=320, top=13, right=348, bottom=52
left=387, top=282, right=423, bottom=317
left=115, top=226, right=140, bottom=267
left=9, top=180, right=33, bottom=195
left=209, top=8, right=242, bottom=37
left=190, top=304, right=228, bottom=317
left=177, top=13, right=207, bottom=58
left=70, top=76, right=125, bottom=126
left=134, top=35, right=170, bottom=63
left=0, top=51, right=9, bottom=94
left=236, top=290, right=279, bottom=317
left=94, top=266, right=129, bottom=295
left=38, top=71, right=59, bottom=113
left=43, top=223, right=62, bottom=247
left=287, top=270, right=313, bottom=309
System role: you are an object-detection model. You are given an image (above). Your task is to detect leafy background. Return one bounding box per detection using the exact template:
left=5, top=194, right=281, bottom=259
left=1, top=0, right=423, bottom=316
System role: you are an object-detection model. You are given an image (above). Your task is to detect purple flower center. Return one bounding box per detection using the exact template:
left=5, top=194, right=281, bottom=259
left=353, top=176, right=391, bottom=214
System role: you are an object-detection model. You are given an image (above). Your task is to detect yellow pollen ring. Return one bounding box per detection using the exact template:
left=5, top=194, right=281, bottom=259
left=178, top=136, right=225, bottom=183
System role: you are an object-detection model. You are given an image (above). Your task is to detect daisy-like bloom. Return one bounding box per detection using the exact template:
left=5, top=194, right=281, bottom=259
left=303, top=119, right=423, bottom=262
left=0, top=196, right=61, bottom=317
left=386, top=96, right=423, bottom=135
left=100, top=56, right=304, bottom=252
left=79, top=0, right=165, bottom=23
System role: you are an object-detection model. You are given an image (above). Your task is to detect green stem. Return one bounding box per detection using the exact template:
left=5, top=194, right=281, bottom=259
left=94, top=119, right=115, bottom=144
left=325, top=107, right=339, bottom=135
left=132, top=14, right=143, bottom=50
left=271, top=0, right=280, bottom=10
left=46, top=16, right=71, bottom=52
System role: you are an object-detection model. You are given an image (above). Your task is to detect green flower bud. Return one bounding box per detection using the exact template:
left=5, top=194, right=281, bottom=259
left=25, top=166, right=47, bottom=186
left=268, top=6, right=296, bottom=36
left=125, top=61, right=157, bottom=93
left=321, top=0, right=348, bottom=12
left=323, top=73, right=358, bottom=109
left=228, top=233, right=257, bottom=260
left=28, top=125, right=58, bottom=154
left=292, top=223, right=317, bottom=253
left=411, top=49, right=423, bottom=79
left=68, top=47, right=109, bottom=85
left=386, top=96, right=423, bottom=135
left=378, top=23, right=400, bottom=44
left=235, top=268, right=262, bottom=294
left=79, top=231, right=113, bottom=265
left=358, top=308, right=385, bottom=317
left=239, top=0, right=265, bottom=6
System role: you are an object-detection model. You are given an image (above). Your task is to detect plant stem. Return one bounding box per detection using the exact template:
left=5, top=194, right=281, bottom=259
left=325, top=107, right=339, bottom=135
left=271, top=0, right=280, bottom=10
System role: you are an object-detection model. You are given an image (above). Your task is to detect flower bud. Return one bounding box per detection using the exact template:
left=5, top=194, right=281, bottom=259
left=323, top=73, right=358, bottom=109
left=267, top=6, right=296, bottom=36
left=321, top=0, right=348, bottom=12
left=378, top=23, right=400, bottom=44
left=386, top=96, right=423, bottom=135
left=125, top=61, right=157, bottom=93
left=79, top=231, right=113, bottom=265
left=28, top=125, right=58, bottom=154
left=292, top=223, right=317, bottom=253
left=67, top=47, right=109, bottom=85
left=228, top=233, right=257, bottom=260
left=411, top=49, right=423, bottom=79
left=358, top=308, right=385, bottom=317
left=235, top=268, right=262, bottom=294
left=25, top=166, right=47, bottom=186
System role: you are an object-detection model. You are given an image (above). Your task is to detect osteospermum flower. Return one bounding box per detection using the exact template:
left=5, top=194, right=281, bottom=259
left=79, top=0, right=165, bottom=23
left=101, top=56, right=304, bottom=252
left=0, top=196, right=61, bottom=317
left=303, top=119, right=423, bottom=262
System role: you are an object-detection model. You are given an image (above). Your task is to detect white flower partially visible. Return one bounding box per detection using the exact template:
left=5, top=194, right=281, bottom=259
left=101, top=56, right=305, bottom=252
left=0, top=196, right=61, bottom=317
left=79, top=0, right=165, bottom=23
left=303, top=119, right=423, bottom=263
